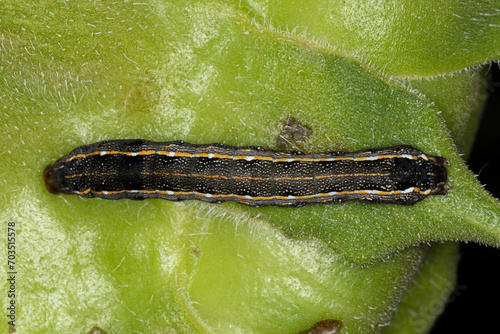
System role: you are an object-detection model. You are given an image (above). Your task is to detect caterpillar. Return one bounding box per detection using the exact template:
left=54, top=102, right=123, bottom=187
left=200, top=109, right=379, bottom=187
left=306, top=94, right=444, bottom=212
left=43, top=139, right=450, bottom=207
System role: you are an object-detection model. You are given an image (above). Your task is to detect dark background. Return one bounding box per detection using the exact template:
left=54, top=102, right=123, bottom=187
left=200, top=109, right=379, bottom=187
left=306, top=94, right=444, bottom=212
left=431, top=63, right=500, bottom=332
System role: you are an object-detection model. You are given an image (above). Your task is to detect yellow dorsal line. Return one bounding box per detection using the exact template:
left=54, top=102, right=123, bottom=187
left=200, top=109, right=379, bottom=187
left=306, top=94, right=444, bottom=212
left=66, top=150, right=425, bottom=163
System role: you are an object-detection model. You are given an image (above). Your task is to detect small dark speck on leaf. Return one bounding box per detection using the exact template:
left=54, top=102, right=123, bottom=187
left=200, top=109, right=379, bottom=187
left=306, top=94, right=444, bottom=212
left=190, top=247, right=201, bottom=257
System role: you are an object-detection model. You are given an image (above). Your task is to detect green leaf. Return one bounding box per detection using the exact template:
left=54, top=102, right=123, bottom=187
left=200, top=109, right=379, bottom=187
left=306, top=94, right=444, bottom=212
left=404, top=68, right=490, bottom=154
left=1, top=0, right=499, bottom=333
left=381, top=242, right=460, bottom=334
left=243, top=0, right=500, bottom=76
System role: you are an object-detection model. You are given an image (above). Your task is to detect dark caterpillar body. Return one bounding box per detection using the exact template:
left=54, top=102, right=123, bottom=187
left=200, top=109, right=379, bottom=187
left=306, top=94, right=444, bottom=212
left=43, top=139, right=450, bottom=207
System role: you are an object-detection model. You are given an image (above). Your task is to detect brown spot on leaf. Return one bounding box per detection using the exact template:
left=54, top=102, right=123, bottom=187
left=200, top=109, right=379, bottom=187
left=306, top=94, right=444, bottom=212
left=297, top=319, right=342, bottom=334
left=276, top=117, right=313, bottom=148
left=87, top=326, right=107, bottom=334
